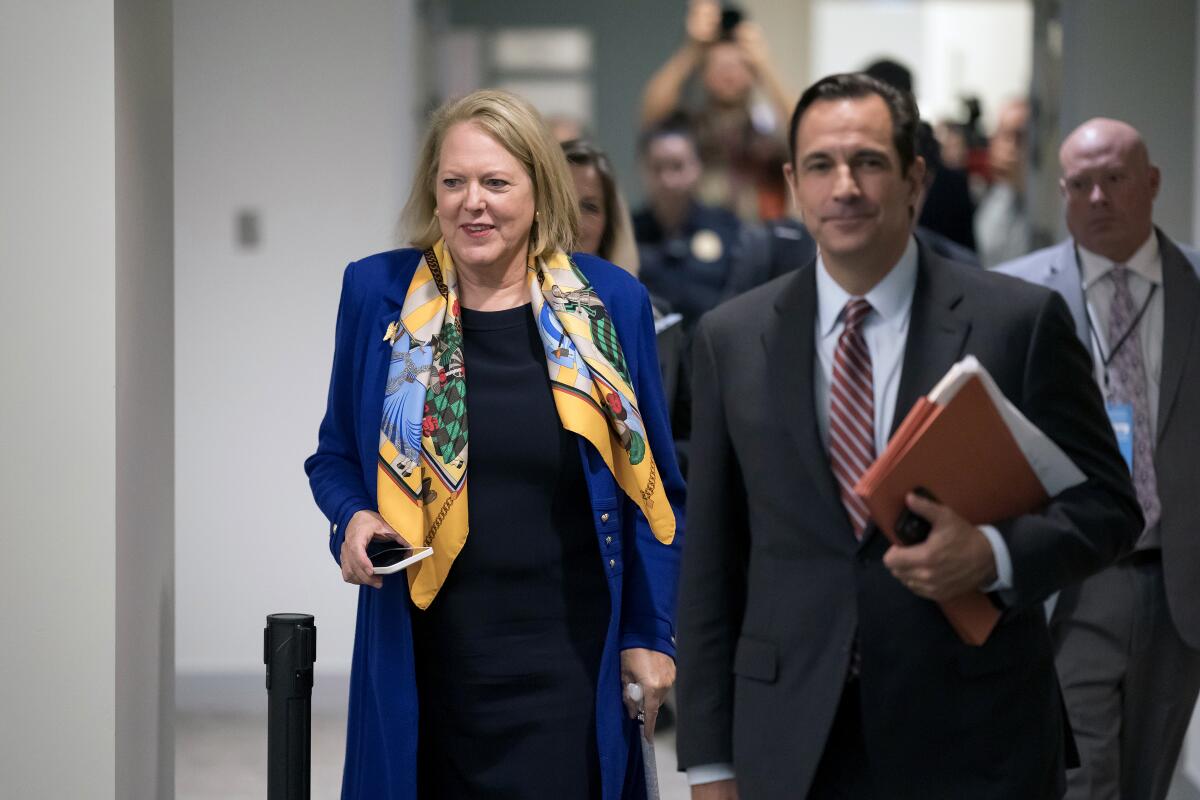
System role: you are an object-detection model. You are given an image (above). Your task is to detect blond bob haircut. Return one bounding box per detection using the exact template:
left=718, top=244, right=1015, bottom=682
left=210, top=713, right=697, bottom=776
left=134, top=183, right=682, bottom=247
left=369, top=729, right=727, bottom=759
left=402, top=89, right=580, bottom=259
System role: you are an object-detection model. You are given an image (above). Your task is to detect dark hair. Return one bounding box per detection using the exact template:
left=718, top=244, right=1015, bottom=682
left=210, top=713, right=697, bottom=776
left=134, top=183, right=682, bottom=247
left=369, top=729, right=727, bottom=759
left=561, top=139, right=620, bottom=260
left=787, top=73, right=920, bottom=175
left=638, top=111, right=700, bottom=158
left=863, top=58, right=913, bottom=94
left=915, top=120, right=942, bottom=173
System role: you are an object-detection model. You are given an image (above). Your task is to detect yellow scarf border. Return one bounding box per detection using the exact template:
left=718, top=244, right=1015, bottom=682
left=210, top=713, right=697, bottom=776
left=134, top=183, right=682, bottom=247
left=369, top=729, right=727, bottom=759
left=377, top=240, right=675, bottom=608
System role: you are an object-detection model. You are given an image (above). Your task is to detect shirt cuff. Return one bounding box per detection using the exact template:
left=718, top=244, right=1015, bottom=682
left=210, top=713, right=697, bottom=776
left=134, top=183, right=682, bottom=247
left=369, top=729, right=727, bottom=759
left=687, top=763, right=736, bottom=785
left=978, top=524, right=1013, bottom=591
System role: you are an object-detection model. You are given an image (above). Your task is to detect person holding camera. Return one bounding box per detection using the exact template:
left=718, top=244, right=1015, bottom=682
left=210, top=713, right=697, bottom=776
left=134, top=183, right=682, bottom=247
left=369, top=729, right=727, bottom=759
left=641, top=0, right=793, bottom=222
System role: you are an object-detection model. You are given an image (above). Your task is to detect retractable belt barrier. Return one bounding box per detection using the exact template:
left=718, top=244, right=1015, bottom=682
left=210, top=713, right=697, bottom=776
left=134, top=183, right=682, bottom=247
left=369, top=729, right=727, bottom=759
left=264, top=613, right=316, bottom=800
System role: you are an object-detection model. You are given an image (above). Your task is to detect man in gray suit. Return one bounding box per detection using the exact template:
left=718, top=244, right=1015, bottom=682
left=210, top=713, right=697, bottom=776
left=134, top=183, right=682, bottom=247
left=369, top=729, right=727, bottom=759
left=996, top=118, right=1200, bottom=800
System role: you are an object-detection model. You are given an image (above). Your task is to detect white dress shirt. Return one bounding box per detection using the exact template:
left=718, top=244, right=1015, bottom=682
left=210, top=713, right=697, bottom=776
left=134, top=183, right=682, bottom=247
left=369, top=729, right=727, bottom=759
left=1077, top=232, right=1163, bottom=435
left=687, top=238, right=1012, bottom=787
left=813, top=237, right=918, bottom=454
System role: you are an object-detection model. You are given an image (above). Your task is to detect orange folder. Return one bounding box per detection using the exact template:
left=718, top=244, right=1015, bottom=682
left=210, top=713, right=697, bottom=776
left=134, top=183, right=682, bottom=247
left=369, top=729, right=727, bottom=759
left=854, top=374, right=1049, bottom=645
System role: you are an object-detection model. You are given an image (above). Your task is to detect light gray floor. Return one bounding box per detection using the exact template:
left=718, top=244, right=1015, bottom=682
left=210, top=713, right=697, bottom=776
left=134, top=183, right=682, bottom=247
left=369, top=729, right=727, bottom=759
left=177, top=710, right=691, bottom=799
left=178, top=709, right=1200, bottom=799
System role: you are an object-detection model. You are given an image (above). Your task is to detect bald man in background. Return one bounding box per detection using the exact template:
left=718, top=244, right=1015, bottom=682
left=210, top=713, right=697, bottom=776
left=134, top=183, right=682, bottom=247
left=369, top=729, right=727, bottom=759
left=996, top=118, right=1200, bottom=800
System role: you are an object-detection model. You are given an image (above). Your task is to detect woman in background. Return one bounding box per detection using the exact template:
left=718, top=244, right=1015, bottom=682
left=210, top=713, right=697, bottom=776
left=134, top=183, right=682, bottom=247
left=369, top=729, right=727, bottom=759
left=562, top=138, right=641, bottom=276
left=306, top=89, right=684, bottom=800
left=563, top=138, right=689, bottom=477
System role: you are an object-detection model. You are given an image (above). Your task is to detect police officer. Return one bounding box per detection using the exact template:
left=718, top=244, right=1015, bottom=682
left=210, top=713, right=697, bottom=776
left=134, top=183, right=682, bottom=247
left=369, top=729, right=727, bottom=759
left=633, top=115, right=743, bottom=332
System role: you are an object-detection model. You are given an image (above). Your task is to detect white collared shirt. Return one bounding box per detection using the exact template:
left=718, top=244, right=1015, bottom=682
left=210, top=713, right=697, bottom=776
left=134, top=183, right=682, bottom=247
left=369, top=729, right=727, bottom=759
left=1077, top=233, right=1163, bottom=434
left=813, top=238, right=918, bottom=454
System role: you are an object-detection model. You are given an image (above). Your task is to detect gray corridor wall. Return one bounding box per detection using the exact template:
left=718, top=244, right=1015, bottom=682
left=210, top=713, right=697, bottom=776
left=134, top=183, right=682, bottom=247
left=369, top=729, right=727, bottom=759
left=115, top=0, right=175, bottom=796
left=1058, top=0, right=1197, bottom=242
left=1, top=0, right=174, bottom=797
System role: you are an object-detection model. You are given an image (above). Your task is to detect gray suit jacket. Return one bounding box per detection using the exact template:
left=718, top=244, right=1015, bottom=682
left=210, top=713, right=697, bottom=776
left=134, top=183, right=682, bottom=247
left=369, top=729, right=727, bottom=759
left=995, top=231, right=1200, bottom=649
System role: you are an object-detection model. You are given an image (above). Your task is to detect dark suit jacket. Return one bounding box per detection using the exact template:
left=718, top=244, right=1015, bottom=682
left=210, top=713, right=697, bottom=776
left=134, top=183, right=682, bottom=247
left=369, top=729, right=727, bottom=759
left=723, top=221, right=976, bottom=308
left=996, top=231, right=1200, bottom=649
left=919, top=166, right=977, bottom=252
left=722, top=217, right=818, bottom=301
left=915, top=225, right=981, bottom=268
left=675, top=246, right=1141, bottom=799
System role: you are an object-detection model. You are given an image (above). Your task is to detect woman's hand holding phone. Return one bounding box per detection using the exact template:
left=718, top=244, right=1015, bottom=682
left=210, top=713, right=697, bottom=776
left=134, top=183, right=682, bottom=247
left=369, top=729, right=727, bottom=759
left=341, top=510, right=405, bottom=589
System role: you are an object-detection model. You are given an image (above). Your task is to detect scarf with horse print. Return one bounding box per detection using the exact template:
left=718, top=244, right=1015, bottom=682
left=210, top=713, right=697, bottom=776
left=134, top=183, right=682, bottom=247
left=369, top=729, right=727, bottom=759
left=377, top=239, right=676, bottom=608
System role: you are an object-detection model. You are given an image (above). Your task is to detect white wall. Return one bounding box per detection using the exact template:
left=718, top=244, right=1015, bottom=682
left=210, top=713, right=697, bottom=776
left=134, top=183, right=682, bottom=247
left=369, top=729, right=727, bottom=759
left=810, top=0, right=1032, bottom=128
left=115, top=0, right=175, bottom=795
left=0, top=2, right=117, bottom=797
left=1058, top=0, right=1195, bottom=242
left=741, top=0, right=811, bottom=103
left=175, top=0, right=418, bottom=689
left=2, top=1, right=172, bottom=796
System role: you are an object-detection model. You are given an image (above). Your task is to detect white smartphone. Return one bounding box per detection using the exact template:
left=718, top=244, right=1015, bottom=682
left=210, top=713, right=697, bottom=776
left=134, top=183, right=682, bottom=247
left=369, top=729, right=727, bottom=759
left=366, top=542, right=433, bottom=575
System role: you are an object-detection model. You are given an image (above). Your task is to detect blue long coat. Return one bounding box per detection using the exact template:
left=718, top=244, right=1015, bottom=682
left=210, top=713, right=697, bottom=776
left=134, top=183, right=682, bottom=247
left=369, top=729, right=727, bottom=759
left=305, top=249, right=686, bottom=799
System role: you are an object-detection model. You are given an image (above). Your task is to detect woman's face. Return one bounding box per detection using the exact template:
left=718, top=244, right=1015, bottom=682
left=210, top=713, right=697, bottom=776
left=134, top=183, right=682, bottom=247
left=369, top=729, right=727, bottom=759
left=570, top=162, right=608, bottom=256
left=436, top=121, right=536, bottom=275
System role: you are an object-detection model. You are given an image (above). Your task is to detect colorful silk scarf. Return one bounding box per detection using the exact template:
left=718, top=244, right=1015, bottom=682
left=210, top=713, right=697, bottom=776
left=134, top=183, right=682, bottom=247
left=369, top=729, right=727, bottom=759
left=378, top=239, right=676, bottom=609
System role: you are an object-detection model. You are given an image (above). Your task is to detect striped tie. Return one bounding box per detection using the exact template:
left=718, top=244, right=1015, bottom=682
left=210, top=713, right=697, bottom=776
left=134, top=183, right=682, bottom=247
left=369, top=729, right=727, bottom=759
left=829, top=298, right=876, bottom=538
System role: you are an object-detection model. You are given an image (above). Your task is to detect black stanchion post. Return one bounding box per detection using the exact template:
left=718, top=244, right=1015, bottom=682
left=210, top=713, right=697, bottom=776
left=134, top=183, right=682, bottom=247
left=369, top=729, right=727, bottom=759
left=264, top=613, right=316, bottom=800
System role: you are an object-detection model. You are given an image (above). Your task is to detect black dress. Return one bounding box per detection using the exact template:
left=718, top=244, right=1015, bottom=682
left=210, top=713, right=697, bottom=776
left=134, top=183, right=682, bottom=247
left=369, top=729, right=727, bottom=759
left=410, top=304, right=610, bottom=799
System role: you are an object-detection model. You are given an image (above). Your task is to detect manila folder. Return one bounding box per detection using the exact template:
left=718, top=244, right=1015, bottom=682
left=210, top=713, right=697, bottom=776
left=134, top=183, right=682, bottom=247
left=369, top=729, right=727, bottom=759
left=855, top=374, right=1048, bottom=645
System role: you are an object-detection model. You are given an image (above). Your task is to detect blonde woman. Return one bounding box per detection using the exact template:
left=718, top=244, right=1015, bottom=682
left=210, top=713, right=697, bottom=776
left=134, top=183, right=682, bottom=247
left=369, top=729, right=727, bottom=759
left=306, top=90, right=685, bottom=799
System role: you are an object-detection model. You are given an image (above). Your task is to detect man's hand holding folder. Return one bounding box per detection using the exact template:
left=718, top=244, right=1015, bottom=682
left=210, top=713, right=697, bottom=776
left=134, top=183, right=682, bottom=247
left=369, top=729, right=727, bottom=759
left=854, top=356, right=1086, bottom=645
left=883, top=491, right=1000, bottom=600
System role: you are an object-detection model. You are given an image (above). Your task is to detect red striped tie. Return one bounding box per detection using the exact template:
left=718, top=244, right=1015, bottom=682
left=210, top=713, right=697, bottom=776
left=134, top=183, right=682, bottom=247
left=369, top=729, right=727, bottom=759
left=829, top=298, right=875, bottom=538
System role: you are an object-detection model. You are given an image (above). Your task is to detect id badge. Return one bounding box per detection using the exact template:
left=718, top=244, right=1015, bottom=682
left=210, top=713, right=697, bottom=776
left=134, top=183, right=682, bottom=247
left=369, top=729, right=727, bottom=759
left=1106, top=402, right=1134, bottom=473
